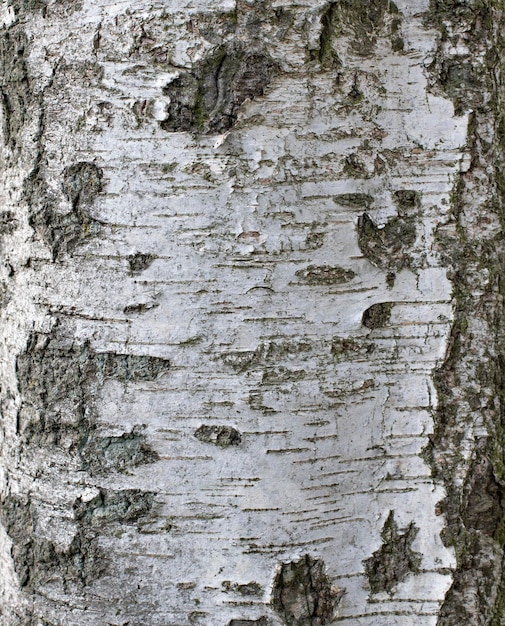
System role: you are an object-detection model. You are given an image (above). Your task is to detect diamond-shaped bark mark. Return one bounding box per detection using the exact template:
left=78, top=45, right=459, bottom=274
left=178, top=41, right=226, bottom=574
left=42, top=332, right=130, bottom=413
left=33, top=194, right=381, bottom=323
left=364, top=511, right=422, bottom=595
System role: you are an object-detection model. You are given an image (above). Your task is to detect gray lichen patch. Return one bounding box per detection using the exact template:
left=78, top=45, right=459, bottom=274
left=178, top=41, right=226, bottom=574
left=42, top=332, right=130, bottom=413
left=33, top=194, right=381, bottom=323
left=357, top=212, right=416, bottom=271
left=79, top=430, right=159, bottom=475
left=295, top=265, right=355, bottom=286
left=315, top=0, right=403, bottom=63
left=0, top=495, right=106, bottom=590
left=161, top=45, right=278, bottom=134
left=194, top=424, right=242, bottom=447
left=362, top=302, right=393, bottom=329
left=0, top=28, right=31, bottom=149
left=363, top=511, right=422, bottom=595
left=271, top=554, right=343, bottom=625
left=73, top=489, right=154, bottom=526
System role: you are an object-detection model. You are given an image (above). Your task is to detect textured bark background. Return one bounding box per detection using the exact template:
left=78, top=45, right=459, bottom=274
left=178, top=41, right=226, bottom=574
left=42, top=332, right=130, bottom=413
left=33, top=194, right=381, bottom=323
left=0, top=0, right=504, bottom=624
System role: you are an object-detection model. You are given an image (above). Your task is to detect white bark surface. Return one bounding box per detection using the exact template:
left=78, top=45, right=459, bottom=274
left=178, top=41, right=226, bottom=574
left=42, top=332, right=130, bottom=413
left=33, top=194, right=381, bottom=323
left=0, top=0, right=500, bottom=624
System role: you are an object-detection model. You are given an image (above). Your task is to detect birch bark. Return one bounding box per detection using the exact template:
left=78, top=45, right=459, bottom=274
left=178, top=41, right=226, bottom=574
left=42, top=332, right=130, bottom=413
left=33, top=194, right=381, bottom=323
left=0, top=1, right=504, bottom=624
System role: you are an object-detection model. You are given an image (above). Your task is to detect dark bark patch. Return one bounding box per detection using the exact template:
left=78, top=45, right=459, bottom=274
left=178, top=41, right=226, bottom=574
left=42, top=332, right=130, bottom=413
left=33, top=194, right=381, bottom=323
left=357, top=212, right=416, bottom=271
left=28, top=200, right=99, bottom=259
left=16, top=329, right=169, bottom=453
left=0, top=495, right=106, bottom=590
left=363, top=511, right=422, bottom=595
left=194, top=424, right=242, bottom=447
left=73, top=489, right=154, bottom=526
left=362, top=302, right=393, bottom=329
left=272, top=554, right=343, bottom=625
left=463, top=457, right=504, bottom=538
left=128, top=251, right=156, bottom=273
left=0, top=29, right=31, bottom=149
left=62, top=162, right=103, bottom=209
left=314, top=0, right=402, bottom=62
left=161, top=45, right=277, bottom=134
left=331, top=336, right=375, bottom=360
left=80, top=430, right=159, bottom=475
left=220, top=344, right=269, bottom=373
left=334, top=193, right=374, bottom=208
left=25, top=162, right=104, bottom=260
left=228, top=616, right=270, bottom=626
left=220, top=339, right=314, bottom=374
left=295, top=265, right=355, bottom=286
left=393, top=189, right=421, bottom=211
left=222, top=580, right=263, bottom=596
left=0, top=210, right=18, bottom=234
left=9, top=0, right=46, bottom=14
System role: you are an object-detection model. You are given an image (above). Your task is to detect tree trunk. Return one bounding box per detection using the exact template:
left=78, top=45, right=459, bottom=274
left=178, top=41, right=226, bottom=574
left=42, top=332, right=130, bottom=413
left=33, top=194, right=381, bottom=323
left=1, top=1, right=504, bottom=624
